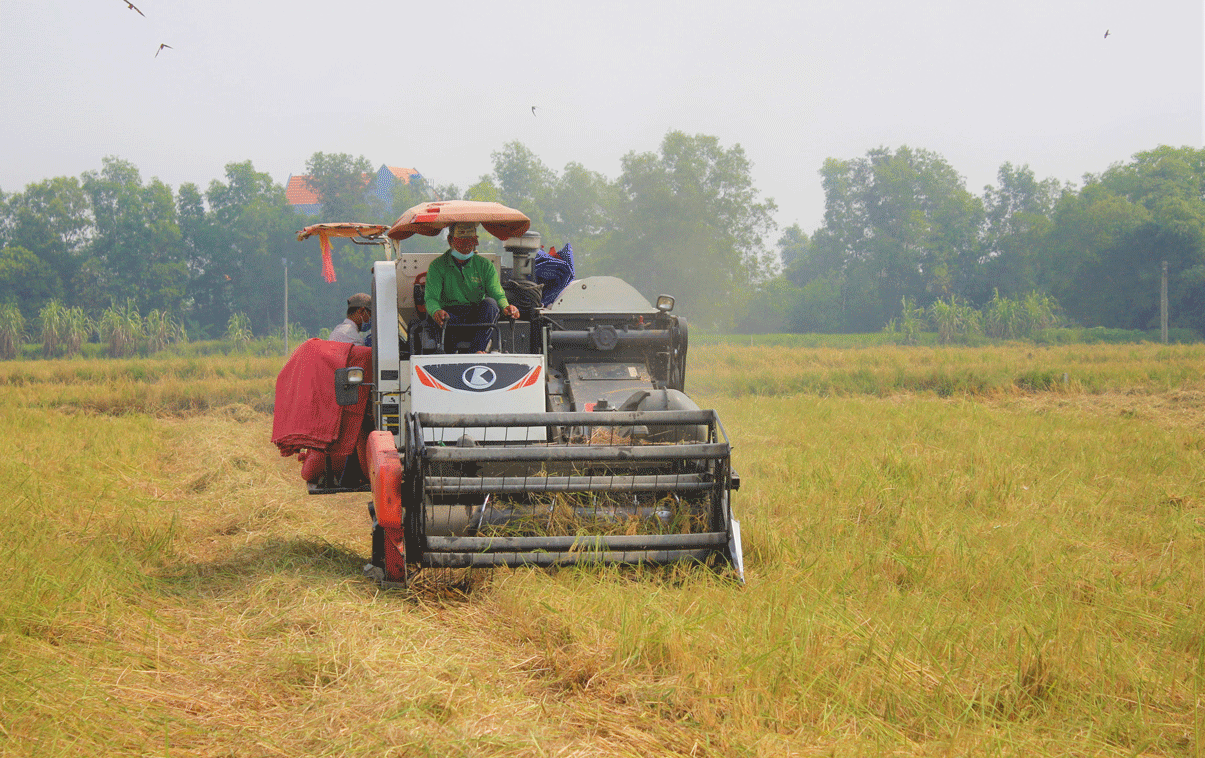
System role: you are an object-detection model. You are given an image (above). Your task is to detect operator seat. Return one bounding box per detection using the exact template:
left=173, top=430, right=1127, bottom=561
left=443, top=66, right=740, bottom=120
left=411, top=261, right=501, bottom=354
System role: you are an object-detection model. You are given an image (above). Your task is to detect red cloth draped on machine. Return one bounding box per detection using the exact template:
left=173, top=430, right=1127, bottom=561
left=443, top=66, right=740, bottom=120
left=272, top=339, right=373, bottom=487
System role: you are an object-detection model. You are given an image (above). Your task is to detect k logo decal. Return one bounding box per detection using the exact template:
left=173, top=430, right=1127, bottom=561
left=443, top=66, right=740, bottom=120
left=462, top=365, right=497, bottom=390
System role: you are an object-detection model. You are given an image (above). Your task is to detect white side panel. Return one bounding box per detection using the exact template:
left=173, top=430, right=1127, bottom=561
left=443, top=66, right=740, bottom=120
left=372, top=261, right=405, bottom=442
left=411, top=353, right=547, bottom=442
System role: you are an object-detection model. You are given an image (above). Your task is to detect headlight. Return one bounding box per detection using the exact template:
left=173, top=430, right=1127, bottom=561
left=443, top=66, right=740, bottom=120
left=655, top=295, right=675, bottom=313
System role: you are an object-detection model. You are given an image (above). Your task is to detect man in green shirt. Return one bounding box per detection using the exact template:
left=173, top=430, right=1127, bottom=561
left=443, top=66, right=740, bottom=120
left=425, top=222, right=519, bottom=352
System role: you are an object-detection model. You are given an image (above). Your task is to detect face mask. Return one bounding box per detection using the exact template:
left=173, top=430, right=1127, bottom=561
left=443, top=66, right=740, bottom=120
left=450, top=249, right=474, bottom=261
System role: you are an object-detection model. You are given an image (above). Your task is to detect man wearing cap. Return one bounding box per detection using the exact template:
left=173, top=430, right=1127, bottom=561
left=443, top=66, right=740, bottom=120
left=329, top=293, right=372, bottom=345
left=425, top=223, right=519, bottom=352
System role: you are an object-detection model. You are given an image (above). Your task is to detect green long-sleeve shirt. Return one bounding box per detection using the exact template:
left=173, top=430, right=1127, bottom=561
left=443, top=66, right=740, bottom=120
left=424, top=251, right=510, bottom=313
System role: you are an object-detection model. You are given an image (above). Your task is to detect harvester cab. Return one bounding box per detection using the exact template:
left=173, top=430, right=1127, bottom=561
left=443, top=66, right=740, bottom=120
left=296, top=201, right=744, bottom=587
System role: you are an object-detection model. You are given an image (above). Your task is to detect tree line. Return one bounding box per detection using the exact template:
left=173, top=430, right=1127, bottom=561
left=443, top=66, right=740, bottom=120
left=766, top=145, right=1205, bottom=338
left=1, top=136, right=1202, bottom=344
left=0, top=154, right=426, bottom=346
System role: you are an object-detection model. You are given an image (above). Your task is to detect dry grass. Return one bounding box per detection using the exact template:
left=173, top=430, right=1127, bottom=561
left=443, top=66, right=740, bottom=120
left=688, top=341, right=1205, bottom=398
left=0, top=345, right=1202, bottom=756
left=0, top=355, right=280, bottom=415
left=477, top=491, right=711, bottom=538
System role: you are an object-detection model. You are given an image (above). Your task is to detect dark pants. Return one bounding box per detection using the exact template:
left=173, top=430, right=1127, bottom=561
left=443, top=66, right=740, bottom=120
left=443, top=297, right=499, bottom=352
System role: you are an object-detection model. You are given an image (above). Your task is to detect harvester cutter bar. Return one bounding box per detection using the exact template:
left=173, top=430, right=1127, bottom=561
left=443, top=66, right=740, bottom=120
left=427, top=531, right=727, bottom=552
left=425, top=474, right=713, bottom=494
left=424, top=547, right=717, bottom=569
left=424, top=444, right=728, bottom=463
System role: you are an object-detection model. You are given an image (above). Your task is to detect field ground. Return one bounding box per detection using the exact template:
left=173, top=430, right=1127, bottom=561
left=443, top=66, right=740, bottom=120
left=0, top=343, right=1203, bottom=756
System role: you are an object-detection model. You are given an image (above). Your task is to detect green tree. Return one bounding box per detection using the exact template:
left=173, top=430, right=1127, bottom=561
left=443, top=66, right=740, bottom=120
left=1098, top=146, right=1205, bottom=334
left=811, top=146, right=983, bottom=331
left=390, top=173, right=452, bottom=214
left=470, top=145, right=620, bottom=272
left=0, top=177, right=92, bottom=303
left=548, top=162, right=619, bottom=269
left=78, top=157, right=186, bottom=315
left=776, top=224, right=809, bottom=271
left=300, top=153, right=381, bottom=301
left=0, top=245, right=61, bottom=312
left=464, top=176, right=502, bottom=203
left=593, top=131, right=777, bottom=329
left=980, top=163, right=1064, bottom=300
left=749, top=225, right=837, bottom=336
left=177, top=181, right=226, bottom=337
left=489, top=142, right=556, bottom=234
left=1042, top=146, right=1205, bottom=333
left=735, top=276, right=803, bottom=334
left=206, top=161, right=301, bottom=336
left=1044, top=184, right=1151, bottom=328
left=304, top=152, right=375, bottom=222
left=788, top=274, right=847, bottom=334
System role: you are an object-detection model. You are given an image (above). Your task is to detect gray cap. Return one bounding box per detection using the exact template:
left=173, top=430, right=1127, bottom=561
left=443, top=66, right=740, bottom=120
left=347, top=293, right=372, bottom=309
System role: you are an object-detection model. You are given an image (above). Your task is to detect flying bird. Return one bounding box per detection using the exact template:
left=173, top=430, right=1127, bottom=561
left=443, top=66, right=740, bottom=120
left=1104, top=29, right=1110, bottom=38
left=122, top=0, right=145, bottom=17
left=531, top=106, right=538, bottom=116
left=155, top=43, right=173, bottom=57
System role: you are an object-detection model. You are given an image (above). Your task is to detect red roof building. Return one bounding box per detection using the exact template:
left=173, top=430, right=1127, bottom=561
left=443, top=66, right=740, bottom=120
left=284, top=175, right=323, bottom=215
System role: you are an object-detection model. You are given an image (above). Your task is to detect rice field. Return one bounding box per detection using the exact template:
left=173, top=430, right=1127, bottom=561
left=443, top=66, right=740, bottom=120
left=0, top=342, right=1202, bottom=756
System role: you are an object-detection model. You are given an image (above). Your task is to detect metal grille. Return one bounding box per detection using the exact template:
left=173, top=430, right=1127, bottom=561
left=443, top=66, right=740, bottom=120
left=403, top=410, right=737, bottom=570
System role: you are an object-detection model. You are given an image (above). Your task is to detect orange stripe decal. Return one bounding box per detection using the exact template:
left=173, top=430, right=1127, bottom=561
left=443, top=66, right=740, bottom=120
left=509, top=365, right=542, bottom=390
left=415, top=365, right=450, bottom=391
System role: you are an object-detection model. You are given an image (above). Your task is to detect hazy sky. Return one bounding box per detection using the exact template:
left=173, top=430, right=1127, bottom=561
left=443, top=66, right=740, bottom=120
left=2, top=0, right=1202, bottom=236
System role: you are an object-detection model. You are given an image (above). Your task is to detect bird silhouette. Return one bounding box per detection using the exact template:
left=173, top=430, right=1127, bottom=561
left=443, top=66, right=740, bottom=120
left=155, top=43, right=172, bottom=57
left=1104, top=29, right=1110, bottom=38
left=531, top=106, right=538, bottom=116
left=123, top=0, right=145, bottom=17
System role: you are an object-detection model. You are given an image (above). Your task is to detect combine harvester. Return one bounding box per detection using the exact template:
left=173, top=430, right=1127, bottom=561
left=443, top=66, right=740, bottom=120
left=289, top=201, right=743, bottom=587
